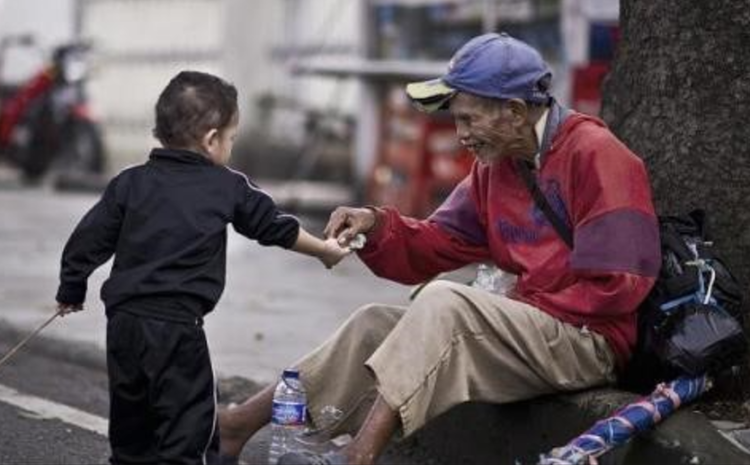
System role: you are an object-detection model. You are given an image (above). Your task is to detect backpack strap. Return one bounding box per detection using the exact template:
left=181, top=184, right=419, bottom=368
left=517, top=101, right=574, bottom=249
left=517, top=160, right=573, bottom=249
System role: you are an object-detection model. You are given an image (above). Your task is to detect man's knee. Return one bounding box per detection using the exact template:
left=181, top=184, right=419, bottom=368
left=344, top=303, right=403, bottom=346
left=409, top=280, right=472, bottom=322
left=411, top=280, right=468, bottom=307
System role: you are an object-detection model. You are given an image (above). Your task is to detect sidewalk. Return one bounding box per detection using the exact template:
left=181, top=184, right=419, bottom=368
left=0, top=184, right=410, bottom=383
left=3, top=180, right=749, bottom=465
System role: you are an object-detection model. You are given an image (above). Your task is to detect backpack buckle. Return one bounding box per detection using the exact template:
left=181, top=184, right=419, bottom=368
left=684, top=259, right=716, bottom=304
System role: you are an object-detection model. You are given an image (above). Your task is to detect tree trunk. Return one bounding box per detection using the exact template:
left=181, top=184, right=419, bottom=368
left=601, top=1, right=750, bottom=312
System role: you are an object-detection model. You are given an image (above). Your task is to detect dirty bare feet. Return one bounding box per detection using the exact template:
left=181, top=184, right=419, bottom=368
left=218, top=406, right=249, bottom=459
left=219, top=384, right=276, bottom=460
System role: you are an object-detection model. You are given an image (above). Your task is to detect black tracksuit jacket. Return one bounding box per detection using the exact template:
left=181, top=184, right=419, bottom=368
left=56, top=148, right=300, bottom=322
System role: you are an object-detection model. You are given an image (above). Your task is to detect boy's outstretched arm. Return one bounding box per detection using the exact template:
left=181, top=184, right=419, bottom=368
left=292, top=227, right=351, bottom=269
left=231, top=176, right=348, bottom=268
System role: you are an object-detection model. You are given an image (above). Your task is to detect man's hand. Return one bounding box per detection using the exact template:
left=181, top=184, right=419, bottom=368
left=56, top=302, right=84, bottom=316
left=324, top=207, right=377, bottom=246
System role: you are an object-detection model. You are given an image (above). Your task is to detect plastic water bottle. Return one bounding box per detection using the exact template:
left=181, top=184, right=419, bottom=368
left=268, top=368, right=307, bottom=465
left=472, top=263, right=517, bottom=295
left=473, top=263, right=497, bottom=292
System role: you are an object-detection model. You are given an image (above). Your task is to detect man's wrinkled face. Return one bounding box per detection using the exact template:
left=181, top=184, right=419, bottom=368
left=449, top=92, right=520, bottom=164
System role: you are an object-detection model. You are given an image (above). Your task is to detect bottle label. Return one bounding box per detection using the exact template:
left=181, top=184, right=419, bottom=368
left=271, top=401, right=306, bottom=426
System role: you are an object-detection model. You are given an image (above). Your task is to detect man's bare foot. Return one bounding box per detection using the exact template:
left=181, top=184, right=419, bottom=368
left=218, top=406, right=250, bottom=459
left=218, top=383, right=276, bottom=460
left=277, top=450, right=351, bottom=465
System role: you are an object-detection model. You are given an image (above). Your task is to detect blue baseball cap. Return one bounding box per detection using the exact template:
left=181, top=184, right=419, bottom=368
left=406, top=33, right=552, bottom=112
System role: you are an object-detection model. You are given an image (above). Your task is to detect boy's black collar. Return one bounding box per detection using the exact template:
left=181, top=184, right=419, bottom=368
left=149, top=148, right=214, bottom=166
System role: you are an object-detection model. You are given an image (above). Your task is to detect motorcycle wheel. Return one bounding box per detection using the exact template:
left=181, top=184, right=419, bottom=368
left=56, top=119, right=107, bottom=175
left=15, top=100, right=55, bottom=184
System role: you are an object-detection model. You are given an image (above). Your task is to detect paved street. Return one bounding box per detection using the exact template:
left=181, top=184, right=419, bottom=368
left=0, top=325, right=434, bottom=465
left=2, top=179, right=749, bottom=465
left=0, top=181, right=411, bottom=383
left=0, top=178, right=416, bottom=464
left=0, top=324, right=110, bottom=464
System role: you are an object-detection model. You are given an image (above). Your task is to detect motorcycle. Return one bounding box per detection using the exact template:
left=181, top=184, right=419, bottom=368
left=0, top=34, right=106, bottom=184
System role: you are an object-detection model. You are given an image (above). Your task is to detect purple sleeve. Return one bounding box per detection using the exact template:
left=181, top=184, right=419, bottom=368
left=428, top=177, right=487, bottom=247
left=571, top=209, right=660, bottom=276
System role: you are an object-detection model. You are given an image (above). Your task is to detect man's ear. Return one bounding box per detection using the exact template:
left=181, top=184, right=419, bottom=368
left=506, top=99, right=529, bottom=127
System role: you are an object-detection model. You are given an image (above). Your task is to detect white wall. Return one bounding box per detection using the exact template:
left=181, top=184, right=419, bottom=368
left=223, top=0, right=285, bottom=128
left=0, top=0, right=75, bottom=83
left=81, top=0, right=362, bottom=171
left=225, top=0, right=362, bottom=126
left=81, top=0, right=226, bottom=169
left=1, top=0, right=363, bottom=173
left=284, top=0, right=362, bottom=114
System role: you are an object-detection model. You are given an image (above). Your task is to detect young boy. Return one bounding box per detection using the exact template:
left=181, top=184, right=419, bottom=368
left=55, top=70, right=350, bottom=465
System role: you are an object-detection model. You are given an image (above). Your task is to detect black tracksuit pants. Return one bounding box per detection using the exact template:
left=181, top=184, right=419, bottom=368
left=106, top=312, right=219, bottom=465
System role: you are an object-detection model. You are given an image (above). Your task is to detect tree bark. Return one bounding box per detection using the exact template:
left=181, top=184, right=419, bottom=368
left=601, top=0, right=750, bottom=310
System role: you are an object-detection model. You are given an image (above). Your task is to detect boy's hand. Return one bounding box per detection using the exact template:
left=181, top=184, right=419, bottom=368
left=57, top=302, right=84, bottom=316
left=319, top=237, right=352, bottom=269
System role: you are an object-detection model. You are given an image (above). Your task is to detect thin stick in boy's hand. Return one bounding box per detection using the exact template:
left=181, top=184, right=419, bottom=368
left=57, top=302, right=84, bottom=316
left=0, top=308, right=63, bottom=371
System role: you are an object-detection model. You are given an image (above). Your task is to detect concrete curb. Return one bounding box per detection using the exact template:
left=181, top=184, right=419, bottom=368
left=2, top=321, right=748, bottom=464
left=390, top=389, right=750, bottom=465
left=0, top=321, right=264, bottom=404
left=0, top=319, right=107, bottom=373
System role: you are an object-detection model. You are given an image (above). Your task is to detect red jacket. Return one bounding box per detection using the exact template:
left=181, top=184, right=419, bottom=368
left=359, top=110, right=660, bottom=367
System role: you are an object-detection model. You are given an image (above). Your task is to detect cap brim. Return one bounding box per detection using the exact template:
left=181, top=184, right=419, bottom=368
left=406, top=79, right=455, bottom=113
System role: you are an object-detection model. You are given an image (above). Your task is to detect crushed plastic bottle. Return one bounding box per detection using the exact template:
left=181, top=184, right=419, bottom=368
left=317, top=405, right=344, bottom=430
left=472, top=263, right=517, bottom=296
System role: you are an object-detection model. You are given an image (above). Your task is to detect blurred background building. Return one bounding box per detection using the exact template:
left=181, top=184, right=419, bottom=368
left=0, top=0, right=619, bottom=217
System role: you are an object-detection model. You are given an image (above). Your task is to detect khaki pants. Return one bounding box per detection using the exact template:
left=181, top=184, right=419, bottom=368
left=296, top=280, right=616, bottom=437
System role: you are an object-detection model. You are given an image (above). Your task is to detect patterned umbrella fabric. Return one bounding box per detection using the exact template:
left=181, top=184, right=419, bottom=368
left=537, top=375, right=712, bottom=465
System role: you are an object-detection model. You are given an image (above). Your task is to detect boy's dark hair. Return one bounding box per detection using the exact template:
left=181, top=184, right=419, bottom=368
left=153, top=71, right=238, bottom=149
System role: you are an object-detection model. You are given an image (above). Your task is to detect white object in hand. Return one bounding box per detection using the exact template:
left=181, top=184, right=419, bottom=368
left=348, top=233, right=367, bottom=250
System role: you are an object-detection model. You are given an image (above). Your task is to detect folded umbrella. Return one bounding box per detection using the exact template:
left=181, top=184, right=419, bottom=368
left=537, top=375, right=712, bottom=465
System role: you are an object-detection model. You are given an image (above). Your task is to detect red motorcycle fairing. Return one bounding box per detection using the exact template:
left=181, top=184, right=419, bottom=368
left=0, top=67, right=55, bottom=147
left=71, top=102, right=95, bottom=122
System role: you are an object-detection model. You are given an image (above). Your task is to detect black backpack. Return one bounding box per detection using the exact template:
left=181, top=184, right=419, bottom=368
left=516, top=163, right=748, bottom=391
left=620, top=210, right=747, bottom=392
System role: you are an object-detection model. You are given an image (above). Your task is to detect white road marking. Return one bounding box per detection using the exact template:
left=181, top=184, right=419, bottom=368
left=0, top=383, right=108, bottom=436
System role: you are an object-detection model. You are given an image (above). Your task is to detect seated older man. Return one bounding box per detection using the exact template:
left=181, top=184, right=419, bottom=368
left=219, top=32, right=660, bottom=465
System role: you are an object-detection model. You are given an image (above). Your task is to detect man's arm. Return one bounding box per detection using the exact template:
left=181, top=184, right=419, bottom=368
left=325, top=176, right=491, bottom=285
left=56, top=177, right=126, bottom=311
left=360, top=208, right=490, bottom=284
